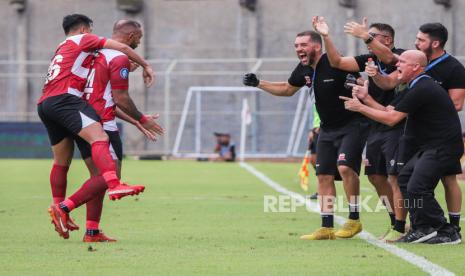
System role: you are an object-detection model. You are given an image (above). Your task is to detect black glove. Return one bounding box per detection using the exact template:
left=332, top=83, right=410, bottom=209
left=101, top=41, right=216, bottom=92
left=243, top=73, right=260, bottom=87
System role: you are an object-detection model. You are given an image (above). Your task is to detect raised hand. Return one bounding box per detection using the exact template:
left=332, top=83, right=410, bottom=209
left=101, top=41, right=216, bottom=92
left=312, top=16, right=329, bottom=37
left=344, top=17, right=369, bottom=39
left=365, top=62, right=378, bottom=77
left=243, top=73, right=260, bottom=87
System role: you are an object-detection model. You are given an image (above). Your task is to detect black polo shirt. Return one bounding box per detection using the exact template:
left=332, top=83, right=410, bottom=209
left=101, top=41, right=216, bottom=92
left=288, top=63, right=314, bottom=88
left=288, top=54, right=361, bottom=129
left=424, top=53, right=465, bottom=91
left=355, top=47, right=405, bottom=131
left=394, top=76, right=463, bottom=155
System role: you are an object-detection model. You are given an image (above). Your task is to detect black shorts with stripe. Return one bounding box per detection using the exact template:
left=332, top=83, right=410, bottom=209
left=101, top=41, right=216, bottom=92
left=75, top=130, right=123, bottom=161
left=316, top=119, right=369, bottom=176
left=37, top=94, right=100, bottom=146
left=364, top=127, right=403, bottom=176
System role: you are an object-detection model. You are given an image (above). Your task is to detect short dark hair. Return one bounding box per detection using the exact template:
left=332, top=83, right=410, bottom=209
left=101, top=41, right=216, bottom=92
left=296, top=30, right=322, bottom=45
left=419, top=22, right=448, bottom=48
left=369, top=23, right=395, bottom=39
left=62, top=14, right=93, bottom=35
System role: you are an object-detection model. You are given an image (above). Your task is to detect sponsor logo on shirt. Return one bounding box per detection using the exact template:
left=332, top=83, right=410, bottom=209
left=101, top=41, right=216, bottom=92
left=323, top=79, right=334, bottom=83
left=120, top=68, right=129, bottom=79
left=390, top=159, right=395, bottom=167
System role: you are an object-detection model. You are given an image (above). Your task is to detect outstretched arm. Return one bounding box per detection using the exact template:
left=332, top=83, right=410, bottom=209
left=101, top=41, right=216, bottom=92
left=113, top=88, right=164, bottom=137
left=340, top=93, right=407, bottom=126
left=365, top=63, right=401, bottom=90
left=103, top=39, right=155, bottom=87
left=344, top=17, right=397, bottom=65
left=313, top=16, right=360, bottom=72
left=115, top=107, right=157, bottom=141
left=243, top=73, right=300, bottom=97
left=349, top=80, right=388, bottom=111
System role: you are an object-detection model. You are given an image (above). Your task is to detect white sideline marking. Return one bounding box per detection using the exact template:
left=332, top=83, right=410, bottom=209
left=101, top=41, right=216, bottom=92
left=240, top=162, right=455, bottom=276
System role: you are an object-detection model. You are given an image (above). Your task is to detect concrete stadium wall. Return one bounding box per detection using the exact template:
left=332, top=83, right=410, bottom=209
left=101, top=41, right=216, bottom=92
left=1, top=0, right=464, bottom=155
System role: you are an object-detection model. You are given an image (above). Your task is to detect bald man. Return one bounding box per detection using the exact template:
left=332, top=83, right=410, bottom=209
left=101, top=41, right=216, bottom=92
left=73, top=19, right=163, bottom=242
left=341, top=50, right=463, bottom=244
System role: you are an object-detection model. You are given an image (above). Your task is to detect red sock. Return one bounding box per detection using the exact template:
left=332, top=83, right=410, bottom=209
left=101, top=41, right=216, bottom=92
left=91, top=141, right=119, bottom=189
left=86, top=190, right=105, bottom=230
left=86, top=220, right=100, bottom=231
left=64, top=176, right=107, bottom=212
left=50, top=164, right=69, bottom=204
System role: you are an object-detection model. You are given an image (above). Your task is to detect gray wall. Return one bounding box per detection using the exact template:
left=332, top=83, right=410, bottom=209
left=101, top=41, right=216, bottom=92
left=1, top=0, right=464, bottom=155
left=2, top=0, right=464, bottom=61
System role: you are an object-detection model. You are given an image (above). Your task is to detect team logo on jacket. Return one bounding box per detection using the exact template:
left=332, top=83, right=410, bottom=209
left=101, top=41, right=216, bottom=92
left=305, top=76, right=312, bottom=87
left=120, top=68, right=129, bottom=79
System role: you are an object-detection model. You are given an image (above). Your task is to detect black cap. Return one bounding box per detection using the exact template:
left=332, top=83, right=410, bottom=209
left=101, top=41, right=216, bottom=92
left=214, top=132, right=230, bottom=137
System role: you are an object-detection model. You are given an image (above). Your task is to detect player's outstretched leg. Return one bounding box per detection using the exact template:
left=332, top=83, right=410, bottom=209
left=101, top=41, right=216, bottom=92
left=79, top=123, right=145, bottom=200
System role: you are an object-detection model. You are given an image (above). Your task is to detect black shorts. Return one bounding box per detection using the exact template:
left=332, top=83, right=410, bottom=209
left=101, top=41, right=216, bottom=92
left=310, top=132, right=319, bottom=154
left=397, top=148, right=462, bottom=193
left=316, top=120, right=369, bottom=176
left=75, top=130, right=123, bottom=161
left=397, top=137, right=462, bottom=177
left=37, top=94, right=100, bottom=146
left=364, top=128, right=403, bottom=176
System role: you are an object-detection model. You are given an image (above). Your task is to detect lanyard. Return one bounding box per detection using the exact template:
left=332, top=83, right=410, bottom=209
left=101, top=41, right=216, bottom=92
left=375, top=60, right=388, bottom=76
left=424, top=53, right=449, bottom=72
left=408, top=74, right=430, bottom=89
left=308, top=69, right=317, bottom=97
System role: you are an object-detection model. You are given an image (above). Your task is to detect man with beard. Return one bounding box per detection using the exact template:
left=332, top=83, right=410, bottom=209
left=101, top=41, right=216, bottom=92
left=341, top=50, right=463, bottom=244
left=312, top=17, right=406, bottom=242
left=346, top=21, right=465, bottom=236
left=39, top=14, right=159, bottom=239
left=73, top=19, right=163, bottom=242
left=243, top=28, right=368, bottom=240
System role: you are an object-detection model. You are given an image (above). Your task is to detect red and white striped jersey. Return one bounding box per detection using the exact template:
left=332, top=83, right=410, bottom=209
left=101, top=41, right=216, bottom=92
left=38, top=33, right=106, bottom=104
left=84, top=49, right=130, bottom=131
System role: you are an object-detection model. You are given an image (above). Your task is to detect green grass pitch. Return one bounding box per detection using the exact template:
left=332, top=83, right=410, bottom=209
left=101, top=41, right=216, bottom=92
left=0, top=159, right=464, bottom=275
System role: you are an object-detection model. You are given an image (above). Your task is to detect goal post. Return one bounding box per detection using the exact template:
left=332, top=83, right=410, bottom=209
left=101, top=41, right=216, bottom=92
left=171, top=86, right=312, bottom=159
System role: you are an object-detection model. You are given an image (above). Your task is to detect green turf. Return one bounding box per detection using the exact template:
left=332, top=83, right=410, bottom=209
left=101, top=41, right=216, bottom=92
left=0, top=159, right=463, bottom=275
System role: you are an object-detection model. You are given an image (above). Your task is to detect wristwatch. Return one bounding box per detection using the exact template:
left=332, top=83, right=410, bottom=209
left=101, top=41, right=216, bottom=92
left=364, top=35, right=374, bottom=44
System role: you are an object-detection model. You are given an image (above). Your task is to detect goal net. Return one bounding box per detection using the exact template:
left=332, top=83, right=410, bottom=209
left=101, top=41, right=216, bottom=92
left=172, top=86, right=314, bottom=159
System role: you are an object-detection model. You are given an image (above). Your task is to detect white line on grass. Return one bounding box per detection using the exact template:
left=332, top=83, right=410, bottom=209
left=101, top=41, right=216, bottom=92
left=240, top=162, right=454, bottom=276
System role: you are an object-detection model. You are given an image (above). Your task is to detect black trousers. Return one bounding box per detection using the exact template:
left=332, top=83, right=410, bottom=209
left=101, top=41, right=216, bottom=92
left=397, top=148, right=461, bottom=230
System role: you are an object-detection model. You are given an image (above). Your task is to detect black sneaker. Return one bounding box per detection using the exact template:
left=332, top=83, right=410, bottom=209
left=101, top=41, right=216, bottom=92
left=425, top=224, right=462, bottom=245
left=397, top=227, right=437, bottom=243
left=455, top=225, right=462, bottom=240
left=310, top=192, right=318, bottom=200
left=424, top=232, right=461, bottom=245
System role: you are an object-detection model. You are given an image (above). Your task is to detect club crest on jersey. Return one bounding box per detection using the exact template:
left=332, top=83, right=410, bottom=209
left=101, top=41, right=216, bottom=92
left=120, top=68, right=129, bottom=79
left=305, top=76, right=312, bottom=87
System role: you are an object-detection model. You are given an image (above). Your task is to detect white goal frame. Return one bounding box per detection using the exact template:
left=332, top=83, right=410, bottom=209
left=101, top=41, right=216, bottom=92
left=171, top=86, right=311, bottom=158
